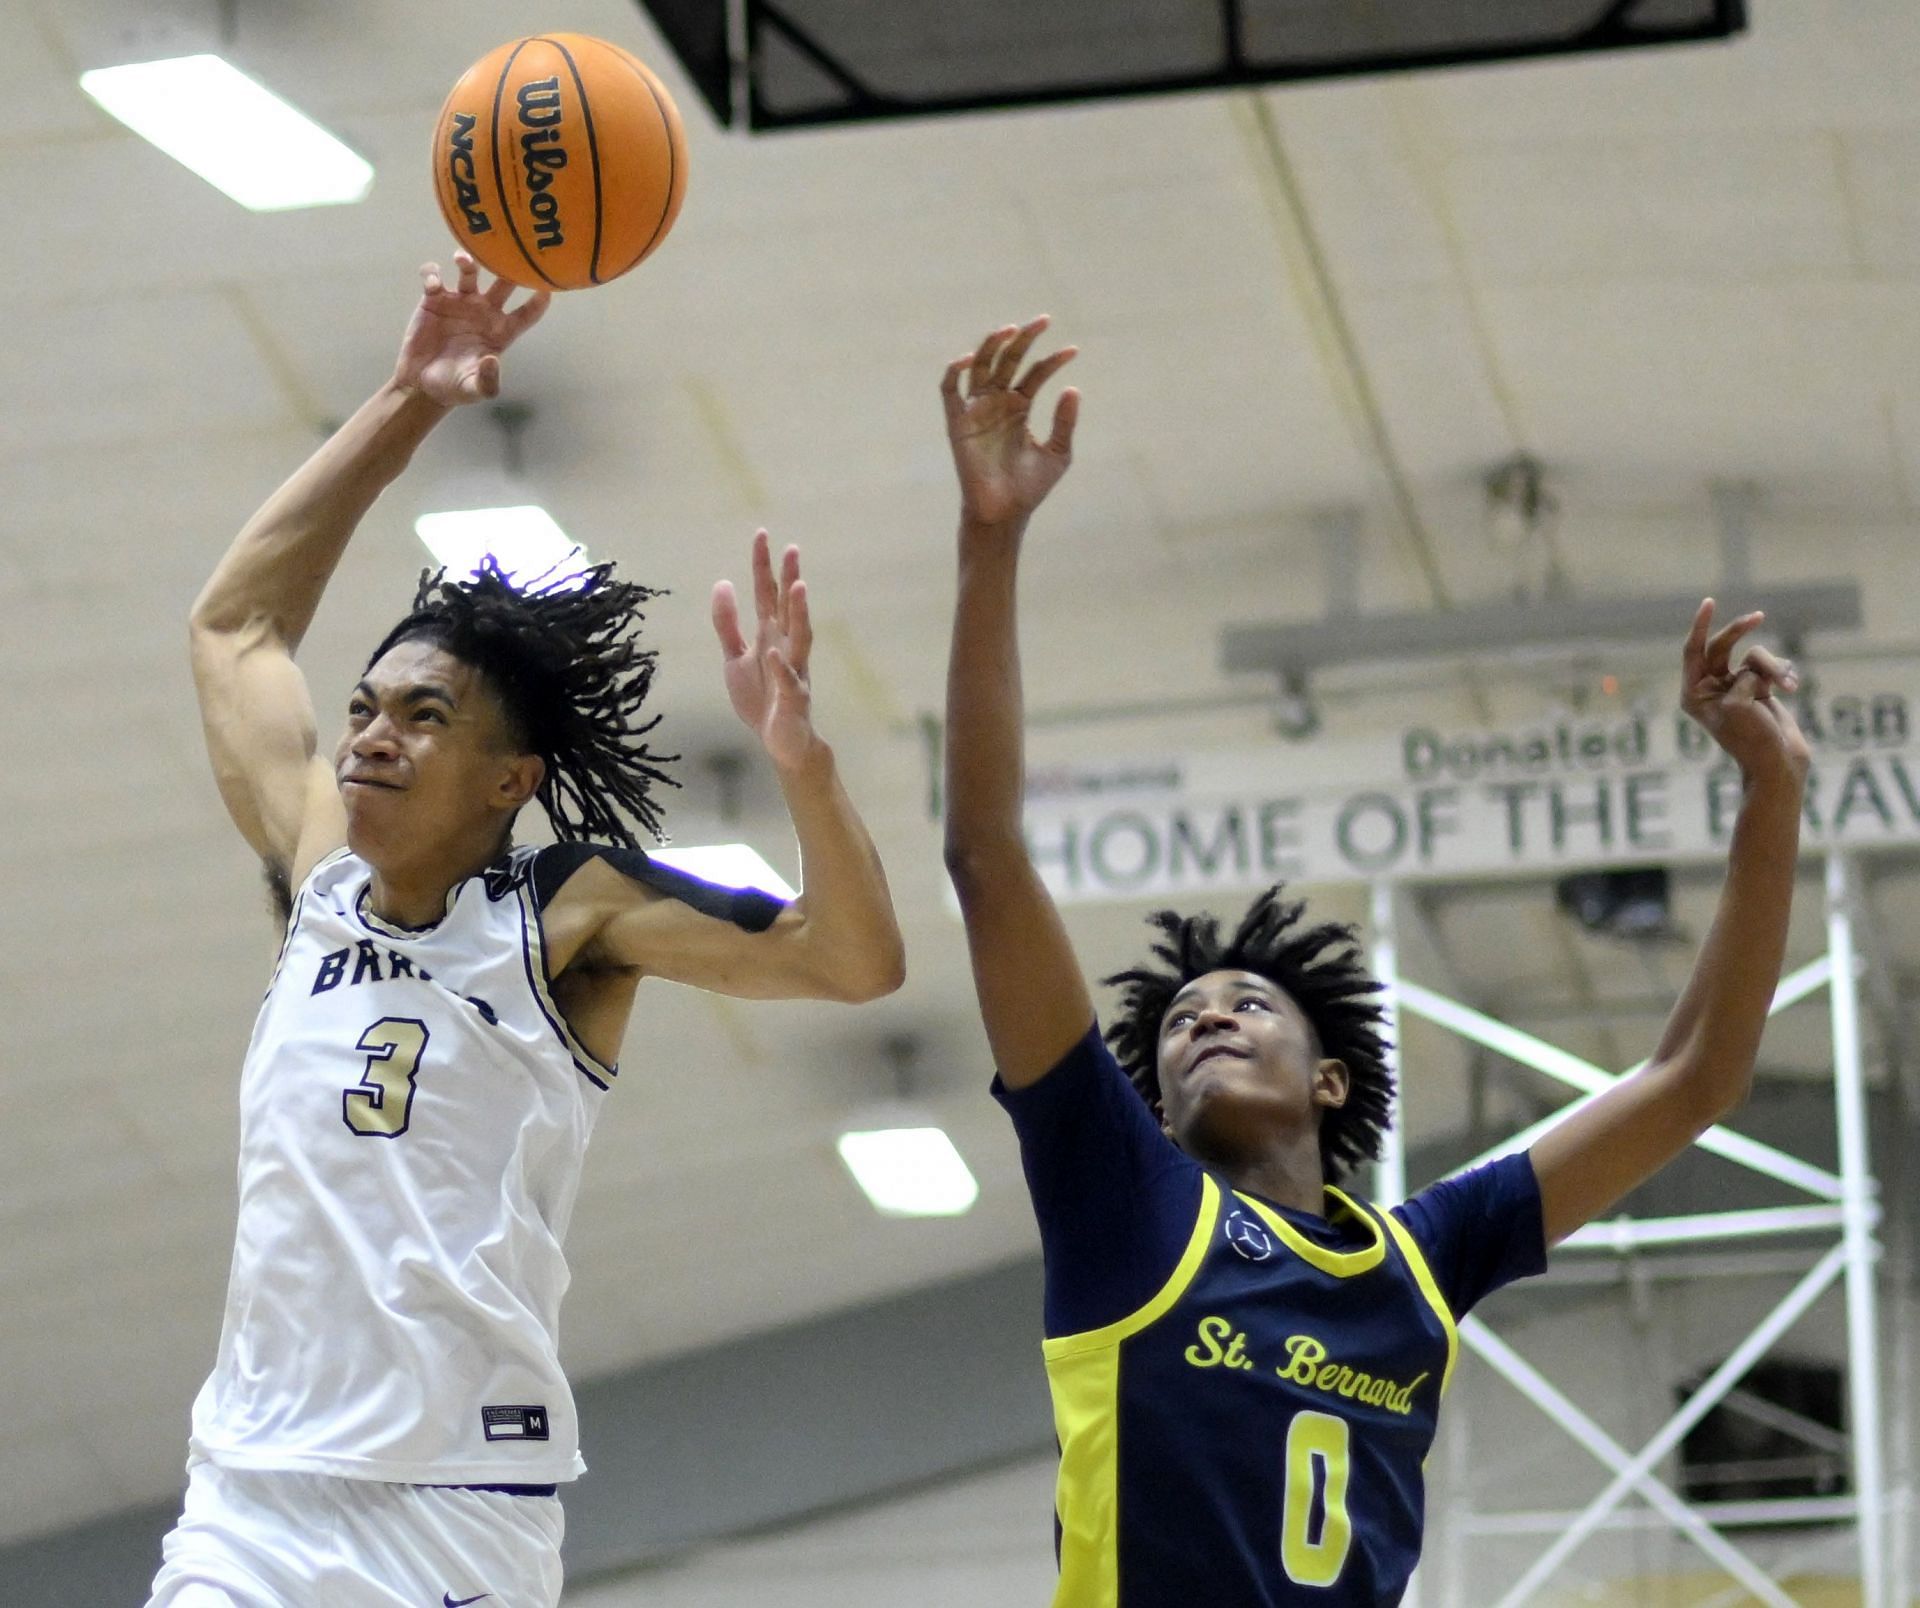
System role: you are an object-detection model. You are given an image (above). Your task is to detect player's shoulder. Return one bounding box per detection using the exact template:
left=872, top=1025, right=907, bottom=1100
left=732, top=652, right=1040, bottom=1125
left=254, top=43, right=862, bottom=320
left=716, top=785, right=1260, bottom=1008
left=993, top=1019, right=1125, bottom=1107
left=1389, top=1152, right=1547, bottom=1315
left=479, top=843, right=544, bottom=901
left=531, top=841, right=786, bottom=932
left=476, top=843, right=630, bottom=911
left=1394, top=1152, right=1540, bottom=1230
left=295, top=845, right=362, bottom=900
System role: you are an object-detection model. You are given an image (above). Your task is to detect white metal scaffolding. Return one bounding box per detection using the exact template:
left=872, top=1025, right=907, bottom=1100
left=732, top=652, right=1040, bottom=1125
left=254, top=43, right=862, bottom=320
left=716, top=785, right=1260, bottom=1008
left=1370, top=855, right=1890, bottom=1607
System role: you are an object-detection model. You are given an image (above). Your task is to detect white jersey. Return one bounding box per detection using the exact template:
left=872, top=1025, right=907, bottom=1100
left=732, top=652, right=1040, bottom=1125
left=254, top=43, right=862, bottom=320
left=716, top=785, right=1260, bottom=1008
left=191, top=846, right=612, bottom=1485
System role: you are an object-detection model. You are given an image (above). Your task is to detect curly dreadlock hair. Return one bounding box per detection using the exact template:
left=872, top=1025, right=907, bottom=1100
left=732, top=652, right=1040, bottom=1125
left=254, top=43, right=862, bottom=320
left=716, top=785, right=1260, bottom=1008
left=1102, top=886, right=1395, bottom=1181
left=365, top=559, right=676, bottom=847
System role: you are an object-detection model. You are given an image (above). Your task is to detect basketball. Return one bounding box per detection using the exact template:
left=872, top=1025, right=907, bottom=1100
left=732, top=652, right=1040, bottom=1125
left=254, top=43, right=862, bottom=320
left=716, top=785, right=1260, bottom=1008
left=431, top=33, right=688, bottom=291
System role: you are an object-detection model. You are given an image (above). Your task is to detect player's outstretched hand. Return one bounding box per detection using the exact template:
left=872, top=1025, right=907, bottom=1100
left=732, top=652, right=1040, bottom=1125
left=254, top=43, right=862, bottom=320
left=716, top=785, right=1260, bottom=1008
left=1680, top=600, right=1811, bottom=783
left=941, top=317, right=1079, bottom=530
left=394, top=251, right=551, bottom=407
left=713, top=530, right=817, bottom=773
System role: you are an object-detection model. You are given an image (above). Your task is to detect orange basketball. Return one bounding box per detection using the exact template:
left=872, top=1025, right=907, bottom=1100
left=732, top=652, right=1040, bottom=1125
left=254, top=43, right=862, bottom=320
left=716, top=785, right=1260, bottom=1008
left=431, top=34, right=688, bottom=291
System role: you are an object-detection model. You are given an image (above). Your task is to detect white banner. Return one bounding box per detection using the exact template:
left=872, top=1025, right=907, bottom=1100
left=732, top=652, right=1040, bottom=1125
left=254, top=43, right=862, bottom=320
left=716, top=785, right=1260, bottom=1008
left=1022, top=680, right=1920, bottom=903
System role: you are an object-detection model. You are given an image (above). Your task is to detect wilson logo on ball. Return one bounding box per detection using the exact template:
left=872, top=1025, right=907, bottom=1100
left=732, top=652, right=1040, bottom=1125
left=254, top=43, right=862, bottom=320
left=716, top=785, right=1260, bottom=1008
left=515, top=77, right=568, bottom=251
left=431, top=33, right=688, bottom=291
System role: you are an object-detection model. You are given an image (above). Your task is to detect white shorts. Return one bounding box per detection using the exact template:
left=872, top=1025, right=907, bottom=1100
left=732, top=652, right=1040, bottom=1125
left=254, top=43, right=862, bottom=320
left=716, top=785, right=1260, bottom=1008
left=145, top=1457, right=566, bottom=1608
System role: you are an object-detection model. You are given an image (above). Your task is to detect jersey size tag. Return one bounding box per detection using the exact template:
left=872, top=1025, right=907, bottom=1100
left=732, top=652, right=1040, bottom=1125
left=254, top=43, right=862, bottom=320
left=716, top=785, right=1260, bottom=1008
left=482, top=1404, right=551, bottom=1442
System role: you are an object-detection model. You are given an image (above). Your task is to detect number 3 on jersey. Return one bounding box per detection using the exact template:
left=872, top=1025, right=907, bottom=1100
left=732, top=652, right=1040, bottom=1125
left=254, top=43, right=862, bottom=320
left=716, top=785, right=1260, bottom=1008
left=343, top=1018, right=430, bottom=1137
left=1282, top=1410, right=1353, bottom=1586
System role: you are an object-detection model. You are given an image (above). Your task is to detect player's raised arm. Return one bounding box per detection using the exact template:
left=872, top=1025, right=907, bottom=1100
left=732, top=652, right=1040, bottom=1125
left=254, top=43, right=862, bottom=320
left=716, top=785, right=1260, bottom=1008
left=1529, top=601, right=1809, bottom=1244
left=188, top=253, right=550, bottom=898
left=549, top=530, right=906, bottom=1005
left=939, top=319, right=1089, bottom=1088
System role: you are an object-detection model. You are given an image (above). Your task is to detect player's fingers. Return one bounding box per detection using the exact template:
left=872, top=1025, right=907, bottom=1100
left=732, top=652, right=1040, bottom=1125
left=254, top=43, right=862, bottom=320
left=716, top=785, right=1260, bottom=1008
left=1704, top=610, right=1764, bottom=675
left=470, top=354, right=501, bottom=400
left=969, top=325, right=1016, bottom=396
left=1046, top=387, right=1081, bottom=456
left=1741, top=644, right=1800, bottom=693
left=1764, top=693, right=1810, bottom=742
left=1682, top=598, right=1714, bottom=673
left=454, top=251, right=480, bottom=296
left=765, top=642, right=809, bottom=697
left=750, top=529, right=778, bottom=624
left=1016, top=346, right=1078, bottom=400
left=710, top=581, right=749, bottom=658
left=939, top=356, right=970, bottom=422
left=420, top=262, right=445, bottom=297
left=1726, top=663, right=1768, bottom=706
left=507, top=289, right=552, bottom=335
left=787, top=578, right=813, bottom=675
left=484, top=274, right=514, bottom=309
left=991, top=316, right=1050, bottom=387
left=777, top=544, right=802, bottom=633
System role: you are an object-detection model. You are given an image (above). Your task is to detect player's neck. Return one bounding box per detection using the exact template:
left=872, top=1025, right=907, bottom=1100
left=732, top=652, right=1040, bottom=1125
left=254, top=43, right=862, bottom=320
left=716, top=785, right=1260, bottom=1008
left=363, top=835, right=508, bottom=927
left=1214, top=1146, right=1332, bottom=1218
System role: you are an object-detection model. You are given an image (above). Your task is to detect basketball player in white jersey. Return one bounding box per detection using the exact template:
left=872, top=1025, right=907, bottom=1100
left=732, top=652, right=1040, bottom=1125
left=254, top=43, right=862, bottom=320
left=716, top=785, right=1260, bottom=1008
left=146, top=252, right=906, bottom=1607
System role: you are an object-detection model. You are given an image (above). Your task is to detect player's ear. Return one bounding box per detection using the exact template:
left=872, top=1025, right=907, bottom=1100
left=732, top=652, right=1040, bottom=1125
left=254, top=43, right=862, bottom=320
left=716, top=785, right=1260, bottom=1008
left=494, top=751, right=545, bottom=813
left=1312, top=1058, right=1350, bottom=1110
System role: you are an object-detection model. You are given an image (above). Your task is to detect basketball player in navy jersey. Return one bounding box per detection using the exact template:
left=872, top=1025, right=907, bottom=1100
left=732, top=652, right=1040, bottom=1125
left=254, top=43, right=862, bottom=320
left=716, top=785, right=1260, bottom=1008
left=939, top=318, right=1810, bottom=1605
left=145, top=251, right=903, bottom=1607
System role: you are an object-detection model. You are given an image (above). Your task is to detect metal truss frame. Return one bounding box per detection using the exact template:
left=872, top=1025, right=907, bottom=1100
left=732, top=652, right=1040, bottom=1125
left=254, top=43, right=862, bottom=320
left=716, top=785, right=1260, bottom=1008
left=1368, top=856, right=1890, bottom=1607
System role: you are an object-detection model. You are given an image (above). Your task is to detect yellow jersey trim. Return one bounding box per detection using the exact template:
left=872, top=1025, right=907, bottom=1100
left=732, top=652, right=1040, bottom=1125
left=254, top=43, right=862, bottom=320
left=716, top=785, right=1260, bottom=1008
left=1234, top=1184, right=1386, bottom=1278
left=1373, top=1204, right=1460, bottom=1398
left=1041, top=1174, right=1221, bottom=1608
left=1042, top=1173, right=1222, bottom=1361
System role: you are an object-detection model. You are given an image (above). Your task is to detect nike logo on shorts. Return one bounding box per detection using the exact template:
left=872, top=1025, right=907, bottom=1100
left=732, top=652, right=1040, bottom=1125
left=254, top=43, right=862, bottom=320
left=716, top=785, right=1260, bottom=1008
left=443, top=1595, right=491, bottom=1606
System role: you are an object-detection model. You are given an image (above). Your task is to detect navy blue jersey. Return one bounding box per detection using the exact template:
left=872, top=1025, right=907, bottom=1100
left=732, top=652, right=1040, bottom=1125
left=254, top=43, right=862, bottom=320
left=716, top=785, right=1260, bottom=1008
left=995, top=1023, right=1546, bottom=1607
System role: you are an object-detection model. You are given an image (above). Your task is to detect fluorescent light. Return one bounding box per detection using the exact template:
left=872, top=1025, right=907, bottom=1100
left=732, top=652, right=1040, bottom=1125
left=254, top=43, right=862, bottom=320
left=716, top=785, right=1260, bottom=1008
left=649, top=844, right=797, bottom=900
left=414, top=507, right=591, bottom=589
left=79, top=56, right=373, bottom=212
left=836, top=1127, right=979, bottom=1217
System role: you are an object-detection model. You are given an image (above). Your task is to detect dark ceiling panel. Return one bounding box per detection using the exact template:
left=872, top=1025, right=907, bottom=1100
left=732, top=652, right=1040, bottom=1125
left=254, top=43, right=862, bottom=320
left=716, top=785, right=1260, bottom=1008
left=634, top=0, right=1745, bottom=131
left=638, top=0, right=733, bottom=125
